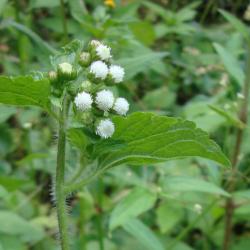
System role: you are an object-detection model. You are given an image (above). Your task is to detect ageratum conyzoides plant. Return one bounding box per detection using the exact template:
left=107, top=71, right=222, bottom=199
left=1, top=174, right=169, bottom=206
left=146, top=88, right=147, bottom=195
left=0, top=40, right=231, bottom=250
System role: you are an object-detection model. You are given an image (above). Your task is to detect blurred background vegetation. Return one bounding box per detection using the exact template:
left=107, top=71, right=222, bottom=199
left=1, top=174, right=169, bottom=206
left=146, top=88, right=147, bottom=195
left=0, top=0, right=250, bottom=249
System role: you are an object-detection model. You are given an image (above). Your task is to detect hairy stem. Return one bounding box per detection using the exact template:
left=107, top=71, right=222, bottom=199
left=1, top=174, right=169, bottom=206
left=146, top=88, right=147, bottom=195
left=60, top=0, right=68, bottom=43
left=56, top=95, right=70, bottom=250
left=223, top=41, right=250, bottom=250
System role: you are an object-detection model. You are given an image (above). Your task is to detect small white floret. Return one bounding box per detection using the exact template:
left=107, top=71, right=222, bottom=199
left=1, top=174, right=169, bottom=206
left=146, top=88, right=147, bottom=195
left=58, top=62, right=73, bottom=74
left=95, top=89, right=114, bottom=111
left=96, top=44, right=112, bottom=60
left=109, top=65, right=125, bottom=83
left=96, top=119, right=115, bottom=139
left=113, top=97, right=129, bottom=116
left=90, top=61, right=108, bottom=80
left=74, top=91, right=93, bottom=111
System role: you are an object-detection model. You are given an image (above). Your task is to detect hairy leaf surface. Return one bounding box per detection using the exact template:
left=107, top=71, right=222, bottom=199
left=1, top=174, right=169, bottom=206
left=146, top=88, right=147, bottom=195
left=93, top=112, right=230, bottom=172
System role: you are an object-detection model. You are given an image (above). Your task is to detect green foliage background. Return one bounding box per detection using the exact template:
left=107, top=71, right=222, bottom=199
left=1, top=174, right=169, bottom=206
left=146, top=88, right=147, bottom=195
left=0, top=0, right=250, bottom=250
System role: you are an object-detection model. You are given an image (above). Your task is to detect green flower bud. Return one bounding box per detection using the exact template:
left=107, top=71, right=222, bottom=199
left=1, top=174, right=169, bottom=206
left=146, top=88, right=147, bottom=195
left=57, top=62, right=77, bottom=81
left=79, top=52, right=91, bottom=67
left=48, top=71, right=58, bottom=85
left=79, top=80, right=92, bottom=92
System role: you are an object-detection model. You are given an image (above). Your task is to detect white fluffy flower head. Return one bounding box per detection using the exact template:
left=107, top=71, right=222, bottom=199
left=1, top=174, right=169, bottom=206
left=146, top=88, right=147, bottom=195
left=58, top=62, right=73, bottom=74
left=96, top=44, right=112, bottom=60
left=113, top=97, right=129, bottom=116
left=109, top=65, right=125, bottom=83
left=74, top=91, right=93, bottom=111
left=90, top=61, right=108, bottom=80
left=95, top=89, right=114, bottom=111
left=96, top=119, right=115, bottom=139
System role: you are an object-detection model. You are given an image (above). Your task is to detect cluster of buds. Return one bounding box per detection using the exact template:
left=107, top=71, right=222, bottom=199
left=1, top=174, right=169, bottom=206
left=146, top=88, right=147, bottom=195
left=48, top=40, right=129, bottom=139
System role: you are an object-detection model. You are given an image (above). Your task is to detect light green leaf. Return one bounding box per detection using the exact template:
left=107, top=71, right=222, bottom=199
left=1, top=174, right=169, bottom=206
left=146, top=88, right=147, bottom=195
left=219, top=9, right=250, bottom=41
left=67, top=128, right=88, bottom=150
left=163, top=176, right=230, bottom=197
left=0, top=76, right=51, bottom=110
left=1, top=20, right=57, bottom=54
left=0, top=0, right=7, bottom=15
left=117, top=51, right=168, bottom=79
left=156, top=202, right=183, bottom=233
left=122, top=218, right=165, bottom=250
left=213, top=43, right=244, bottom=86
left=94, top=112, right=230, bottom=172
left=0, top=211, right=44, bottom=243
left=109, top=187, right=156, bottom=230
left=0, top=106, right=16, bottom=123
left=29, top=0, right=60, bottom=9
left=129, top=21, right=156, bottom=46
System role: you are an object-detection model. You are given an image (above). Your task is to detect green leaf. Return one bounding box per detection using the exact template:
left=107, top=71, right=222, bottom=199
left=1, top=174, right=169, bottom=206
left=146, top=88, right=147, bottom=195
left=122, top=218, right=165, bottom=250
left=0, top=176, right=33, bottom=192
left=109, top=187, right=157, bottom=230
left=0, top=210, right=44, bottom=243
left=67, top=128, right=88, bottom=150
left=156, top=202, right=183, bottom=233
left=117, top=50, right=168, bottom=79
left=163, top=176, right=230, bottom=197
left=219, top=9, right=250, bottom=41
left=0, top=76, right=51, bottom=110
left=94, top=112, right=230, bottom=172
left=213, top=43, right=244, bottom=86
left=0, top=106, right=16, bottom=123
left=129, top=21, right=156, bottom=46
left=29, top=0, right=60, bottom=9
left=1, top=20, right=57, bottom=54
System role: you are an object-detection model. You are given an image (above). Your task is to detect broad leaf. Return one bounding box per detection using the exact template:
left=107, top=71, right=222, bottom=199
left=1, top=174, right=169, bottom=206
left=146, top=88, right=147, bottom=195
left=122, top=218, right=165, bottom=250
left=0, top=211, right=44, bottom=243
left=109, top=187, right=157, bottom=230
left=213, top=43, right=244, bottom=86
left=0, top=76, right=51, bottom=110
left=94, top=112, right=230, bottom=172
left=162, top=176, right=230, bottom=197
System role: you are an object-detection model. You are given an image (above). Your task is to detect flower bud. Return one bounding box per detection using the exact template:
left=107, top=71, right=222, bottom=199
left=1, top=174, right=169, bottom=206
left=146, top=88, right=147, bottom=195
left=79, top=52, right=91, bottom=67
left=57, top=62, right=77, bottom=81
left=79, top=80, right=92, bottom=92
left=48, top=71, right=58, bottom=85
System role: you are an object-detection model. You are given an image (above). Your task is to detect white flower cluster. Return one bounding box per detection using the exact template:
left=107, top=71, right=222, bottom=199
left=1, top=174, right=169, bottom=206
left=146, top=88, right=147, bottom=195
left=73, top=40, right=130, bottom=139
left=88, top=41, right=124, bottom=84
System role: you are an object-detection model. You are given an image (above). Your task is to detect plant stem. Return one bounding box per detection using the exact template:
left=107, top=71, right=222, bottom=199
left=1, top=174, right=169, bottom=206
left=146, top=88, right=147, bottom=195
left=56, top=95, right=70, bottom=250
left=60, top=0, right=68, bottom=43
left=97, top=179, right=104, bottom=250
left=222, top=41, right=250, bottom=250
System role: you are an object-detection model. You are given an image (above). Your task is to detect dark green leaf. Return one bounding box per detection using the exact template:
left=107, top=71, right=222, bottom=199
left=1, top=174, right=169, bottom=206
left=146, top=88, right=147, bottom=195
left=94, top=112, right=230, bottom=172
